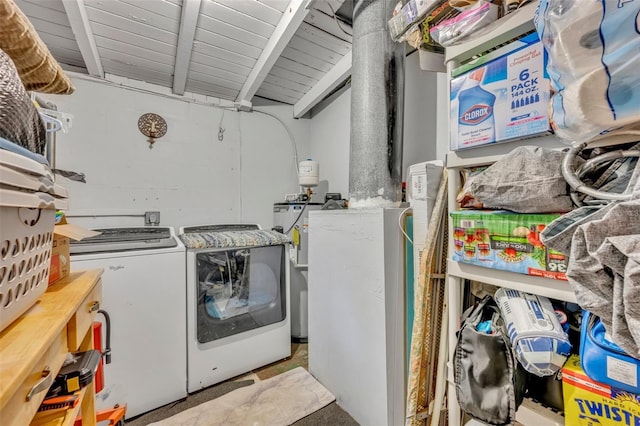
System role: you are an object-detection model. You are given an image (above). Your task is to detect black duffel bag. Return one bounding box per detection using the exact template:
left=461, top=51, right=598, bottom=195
left=454, top=295, right=527, bottom=425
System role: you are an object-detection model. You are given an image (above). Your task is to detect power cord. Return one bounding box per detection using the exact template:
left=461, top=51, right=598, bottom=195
left=252, top=109, right=300, bottom=178
left=218, top=109, right=225, bottom=141
left=398, top=206, right=413, bottom=245
left=323, top=3, right=352, bottom=37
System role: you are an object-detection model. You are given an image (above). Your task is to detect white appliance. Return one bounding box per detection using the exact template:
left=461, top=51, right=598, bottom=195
left=273, top=201, right=323, bottom=341
left=308, top=208, right=405, bottom=426
left=181, top=224, right=291, bottom=393
left=407, top=160, right=443, bottom=286
left=69, top=227, right=187, bottom=419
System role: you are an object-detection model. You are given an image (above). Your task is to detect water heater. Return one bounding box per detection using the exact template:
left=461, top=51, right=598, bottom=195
left=273, top=201, right=323, bottom=341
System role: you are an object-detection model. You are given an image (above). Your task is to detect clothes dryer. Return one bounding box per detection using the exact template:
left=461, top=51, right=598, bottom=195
left=180, top=225, right=291, bottom=393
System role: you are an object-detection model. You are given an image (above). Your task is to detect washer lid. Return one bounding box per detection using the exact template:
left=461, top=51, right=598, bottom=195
left=69, top=227, right=177, bottom=254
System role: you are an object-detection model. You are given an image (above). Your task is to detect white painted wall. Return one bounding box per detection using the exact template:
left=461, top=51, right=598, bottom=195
left=43, top=77, right=310, bottom=230
left=39, top=50, right=443, bottom=231
left=308, top=88, right=351, bottom=198
left=403, top=51, right=441, bottom=170
left=436, top=72, right=450, bottom=161
left=238, top=106, right=310, bottom=226
left=308, top=51, right=445, bottom=198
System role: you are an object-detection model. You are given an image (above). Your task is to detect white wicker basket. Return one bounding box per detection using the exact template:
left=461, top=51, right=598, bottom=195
left=0, top=138, right=66, bottom=331
left=0, top=199, right=55, bottom=332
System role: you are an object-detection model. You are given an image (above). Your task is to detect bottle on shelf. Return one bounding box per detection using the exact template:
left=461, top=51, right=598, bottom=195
left=456, top=68, right=497, bottom=146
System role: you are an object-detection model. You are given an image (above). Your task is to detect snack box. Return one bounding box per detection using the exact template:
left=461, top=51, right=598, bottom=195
left=563, top=355, right=640, bottom=426
left=451, top=210, right=568, bottom=281
left=450, top=32, right=552, bottom=150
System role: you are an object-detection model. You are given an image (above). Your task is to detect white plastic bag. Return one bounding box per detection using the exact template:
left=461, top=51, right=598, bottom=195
left=535, top=0, right=640, bottom=144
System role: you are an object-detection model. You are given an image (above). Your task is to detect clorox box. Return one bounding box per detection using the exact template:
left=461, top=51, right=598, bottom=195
left=450, top=32, right=552, bottom=150
left=563, top=355, right=640, bottom=426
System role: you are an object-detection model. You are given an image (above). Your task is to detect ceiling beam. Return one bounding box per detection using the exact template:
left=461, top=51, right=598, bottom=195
left=173, top=0, right=202, bottom=95
left=62, top=0, right=103, bottom=78
left=236, top=0, right=312, bottom=105
left=293, top=49, right=351, bottom=118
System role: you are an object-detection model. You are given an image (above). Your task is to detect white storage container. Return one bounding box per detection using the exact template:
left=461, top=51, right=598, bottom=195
left=0, top=190, right=55, bottom=332
left=0, top=145, right=67, bottom=332
left=407, top=160, right=443, bottom=279
left=298, top=159, right=319, bottom=188
left=0, top=147, right=68, bottom=208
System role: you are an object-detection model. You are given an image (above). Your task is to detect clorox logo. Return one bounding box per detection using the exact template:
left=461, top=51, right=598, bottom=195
left=460, top=104, right=492, bottom=125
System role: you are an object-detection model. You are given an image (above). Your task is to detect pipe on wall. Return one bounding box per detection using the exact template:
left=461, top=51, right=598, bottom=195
left=349, top=0, right=405, bottom=208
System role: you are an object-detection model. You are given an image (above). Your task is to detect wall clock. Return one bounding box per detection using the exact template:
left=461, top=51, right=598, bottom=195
left=138, top=113, right=167, bottom=148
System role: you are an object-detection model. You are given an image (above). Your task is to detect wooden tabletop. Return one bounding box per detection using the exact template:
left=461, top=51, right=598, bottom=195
left=0, top=269, right=103, bottom=411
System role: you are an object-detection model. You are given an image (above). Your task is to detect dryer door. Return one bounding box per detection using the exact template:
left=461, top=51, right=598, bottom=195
left=196, top=245, right=286, bottom=343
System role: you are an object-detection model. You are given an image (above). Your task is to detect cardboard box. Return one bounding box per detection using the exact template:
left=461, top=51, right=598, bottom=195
left=48, top=214, right=99, bottom=285
left=451, top=210, right=568, bottom=281
left=450, top=32, right=552, bottom=150
left=563, top=355, right=640, bottom=426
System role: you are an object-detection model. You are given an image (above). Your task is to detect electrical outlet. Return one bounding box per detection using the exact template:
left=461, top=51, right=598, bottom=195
left=145, top=211, right=160, bottom=226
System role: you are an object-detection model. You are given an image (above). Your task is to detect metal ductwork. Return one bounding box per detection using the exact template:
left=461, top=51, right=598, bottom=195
left=349, top=0, right=405, bottom=208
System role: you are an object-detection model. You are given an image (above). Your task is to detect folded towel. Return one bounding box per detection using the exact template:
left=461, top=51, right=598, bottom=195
left=180, top=229, right=290, bottom=250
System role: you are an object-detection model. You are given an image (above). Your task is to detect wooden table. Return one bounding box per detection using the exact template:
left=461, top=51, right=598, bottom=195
left=0, top=269, right=103, bottom=426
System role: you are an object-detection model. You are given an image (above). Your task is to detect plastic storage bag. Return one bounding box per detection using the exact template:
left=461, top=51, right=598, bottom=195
left=430, top=0, right=500, bottom=47
left=495, top=288, right=572, bottom=376
left=535, top=0, right=640, bottom=144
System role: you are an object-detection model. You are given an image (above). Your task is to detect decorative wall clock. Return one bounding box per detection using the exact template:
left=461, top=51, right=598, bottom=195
left=138, top=113, right=167, bottom=148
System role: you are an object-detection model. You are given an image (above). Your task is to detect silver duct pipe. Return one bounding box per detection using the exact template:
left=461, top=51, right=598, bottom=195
left=349, top=0, right=405, bottom=208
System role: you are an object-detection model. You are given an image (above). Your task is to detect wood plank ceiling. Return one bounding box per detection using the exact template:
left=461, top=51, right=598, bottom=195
left=14, top=0, right=353, bottom=116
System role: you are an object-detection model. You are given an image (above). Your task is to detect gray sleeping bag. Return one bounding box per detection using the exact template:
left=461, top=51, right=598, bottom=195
left=468, top=146, right=575, bottom=213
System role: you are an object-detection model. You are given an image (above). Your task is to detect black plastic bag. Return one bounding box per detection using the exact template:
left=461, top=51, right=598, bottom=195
left=454, top=295, right=527, bottom=425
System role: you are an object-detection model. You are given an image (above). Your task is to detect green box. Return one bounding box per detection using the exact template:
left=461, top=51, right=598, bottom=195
left=451, top=210, right=568, bottom=281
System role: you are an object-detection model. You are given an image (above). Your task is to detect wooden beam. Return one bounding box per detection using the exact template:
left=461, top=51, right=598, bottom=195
left=236, top=0, right=312, bottom=104
left=293, top=49, right=351, bottom=118
left=173, top=0, right=202, bottom=95
left=62, top=0, right=103, bottom=78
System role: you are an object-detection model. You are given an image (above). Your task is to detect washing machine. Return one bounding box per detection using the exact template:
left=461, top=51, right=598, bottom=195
left=69, top=227, right=187, bottom=419
left=180, top=224, right=291, bottom=393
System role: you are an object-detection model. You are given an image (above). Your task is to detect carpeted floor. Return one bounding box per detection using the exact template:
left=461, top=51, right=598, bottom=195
left=126, top=343, right=359, bottom=426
